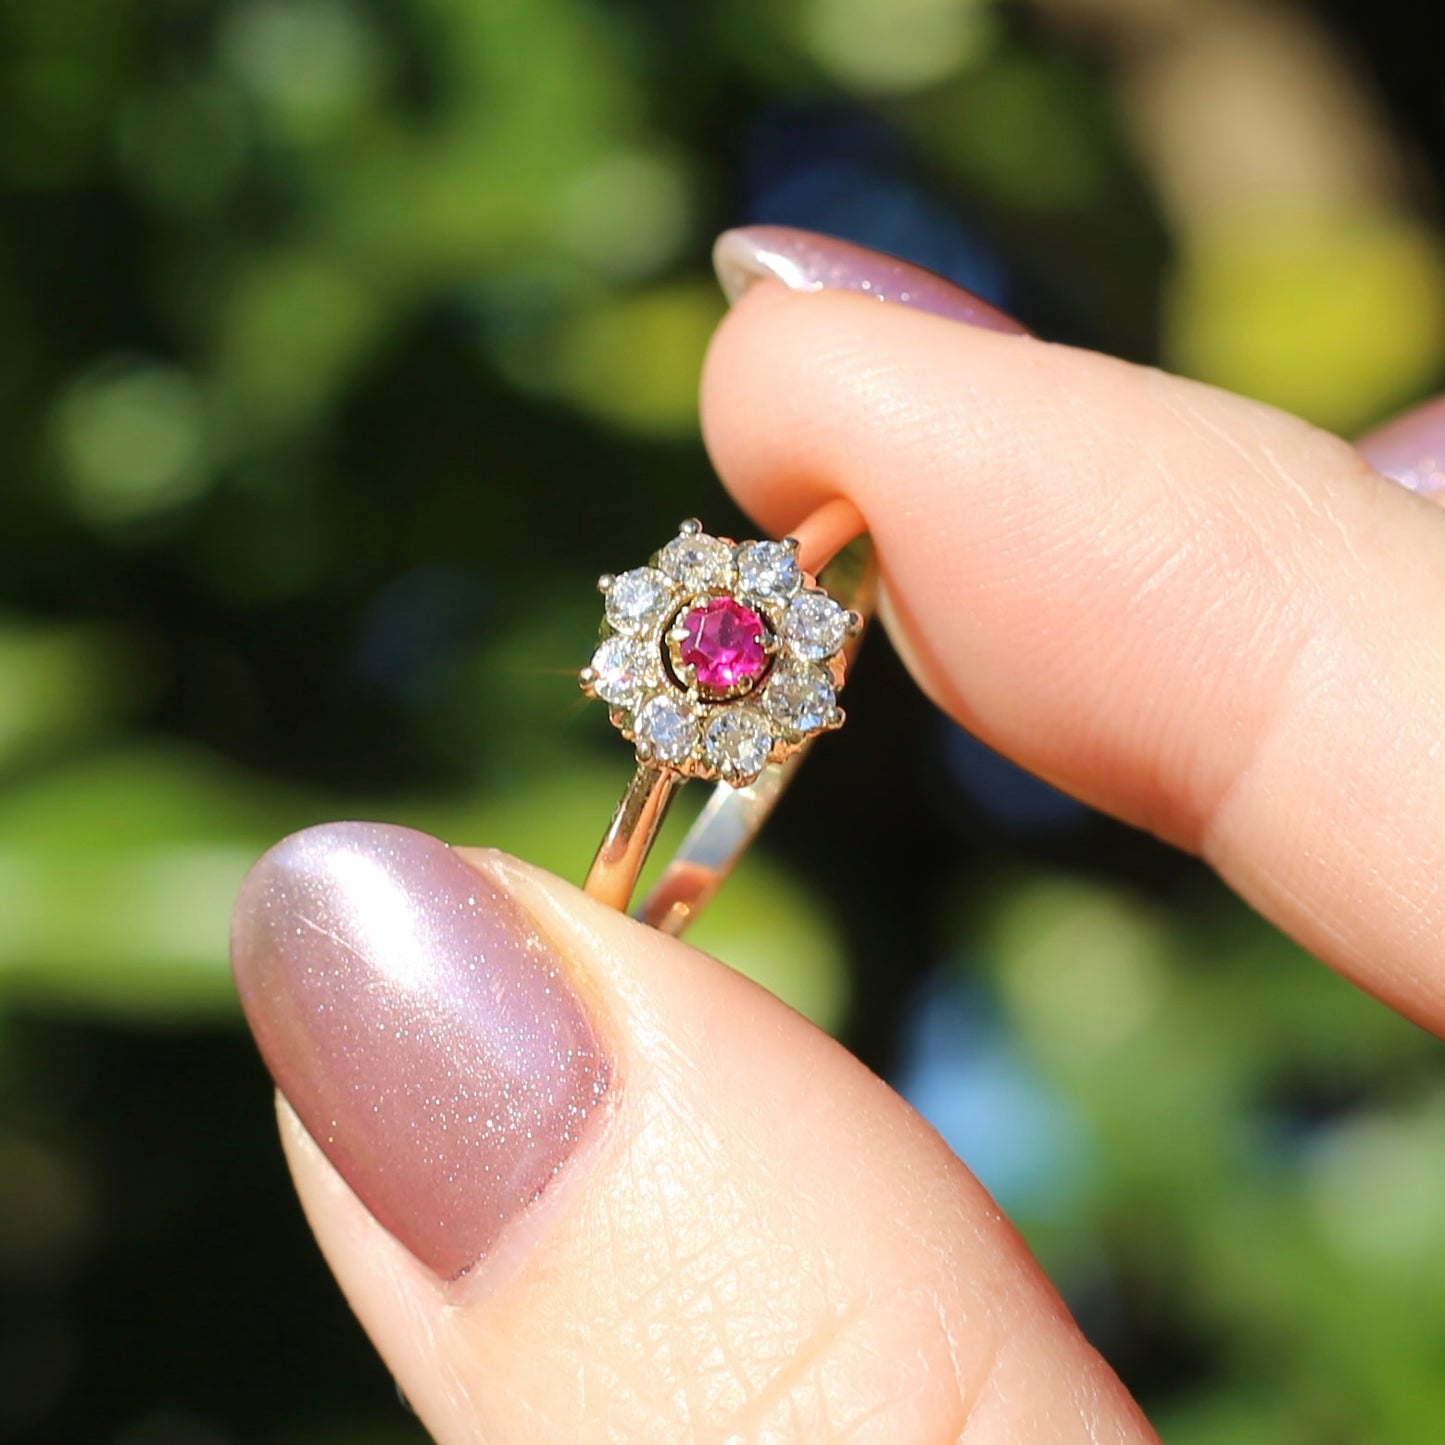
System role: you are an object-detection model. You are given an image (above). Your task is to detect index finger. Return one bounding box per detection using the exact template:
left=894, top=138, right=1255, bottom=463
left=701, top=268, right=1445, bottom=1035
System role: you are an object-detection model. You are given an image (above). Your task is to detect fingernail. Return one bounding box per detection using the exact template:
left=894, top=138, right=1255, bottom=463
left=231, top=821, right=611, bottom=1279
left=713, top=225, right=1030, bottom=334
left=1356, top=394, right=1445, bottom=498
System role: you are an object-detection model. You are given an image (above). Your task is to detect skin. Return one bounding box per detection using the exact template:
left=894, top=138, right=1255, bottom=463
left=270, top=276, right=1445, bottom=1443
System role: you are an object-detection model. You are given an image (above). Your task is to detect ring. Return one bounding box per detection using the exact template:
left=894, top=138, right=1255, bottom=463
left=580, top=510, right=875, bottom=937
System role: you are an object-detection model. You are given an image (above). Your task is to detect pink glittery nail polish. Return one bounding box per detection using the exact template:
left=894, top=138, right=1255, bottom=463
left=713, top=225, right=1030, bottom=334
left=231, top=821, right=610, bottom=1279
left=1357, top=394, right=1445, bottom=499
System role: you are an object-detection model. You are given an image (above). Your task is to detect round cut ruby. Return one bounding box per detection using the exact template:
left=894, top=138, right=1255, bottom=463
left=678, top=597, right=769, bottom=693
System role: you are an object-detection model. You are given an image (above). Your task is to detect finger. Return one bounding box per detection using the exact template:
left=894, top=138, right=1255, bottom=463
left=701, top=265, right=1445, bottom=1035
left=233, top=821, right=1156, bottom=1445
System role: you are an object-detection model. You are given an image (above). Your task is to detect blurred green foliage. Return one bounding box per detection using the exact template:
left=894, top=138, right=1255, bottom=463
left=2, top=0, right=1443, bottom=1440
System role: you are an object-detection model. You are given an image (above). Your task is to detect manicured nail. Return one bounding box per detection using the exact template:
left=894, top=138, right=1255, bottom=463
left=713, top=225, right=1030, bottom=334
left=1356, top=394, right=1445, bottom=498
left=231, top=821, right=610, bottom=1279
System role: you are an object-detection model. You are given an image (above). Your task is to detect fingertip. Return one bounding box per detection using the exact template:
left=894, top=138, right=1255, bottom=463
left=268, top=845, right=1139, bottom=1443
left=701, top=283, right=1034, bottom=541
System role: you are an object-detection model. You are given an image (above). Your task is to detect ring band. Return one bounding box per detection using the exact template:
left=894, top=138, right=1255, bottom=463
left=581, top=502, right=875, bottom=937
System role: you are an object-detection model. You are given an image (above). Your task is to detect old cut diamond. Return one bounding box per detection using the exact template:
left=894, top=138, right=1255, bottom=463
left=703, top=707, right=772, bottom=782
left=735, top=540, right=801, bottom=601
left=605, top=567, right=674, bottom=636
left=658, top=532, right=736, bottom=591
left=634, top=694, right=698, bottom=764
left=781, top=591, right=850, bottom=661
left=762, top=664, right=835, bottom=734
left=589, top=636, right=654, bottom=709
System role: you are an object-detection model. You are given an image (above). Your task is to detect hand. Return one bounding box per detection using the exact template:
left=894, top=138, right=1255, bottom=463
left=231, top=227, right=1445, bottom=1443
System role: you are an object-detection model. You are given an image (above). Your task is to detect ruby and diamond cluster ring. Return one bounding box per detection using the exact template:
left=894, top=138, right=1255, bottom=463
left=579, top=515, right=873, bottom=936
left=581, top=519, right=861, bottom=787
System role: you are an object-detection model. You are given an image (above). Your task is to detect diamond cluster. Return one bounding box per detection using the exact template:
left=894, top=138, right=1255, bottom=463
left=581, top=520, right=857, bottom=785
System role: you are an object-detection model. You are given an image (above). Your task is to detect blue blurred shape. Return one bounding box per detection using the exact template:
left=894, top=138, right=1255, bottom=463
left=944, top=722, right=1088, bottom=834
left=894, top=968, right=1090, bottom=1218
left=348, top=565, right=488, bottom=703
left=740, top=104, right=1009, bottom=311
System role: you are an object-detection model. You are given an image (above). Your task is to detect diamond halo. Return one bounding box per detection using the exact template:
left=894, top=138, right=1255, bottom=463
left=581, top=519, right=859, bottom=786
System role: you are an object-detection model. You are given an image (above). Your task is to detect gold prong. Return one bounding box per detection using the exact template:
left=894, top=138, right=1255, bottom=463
left=635, top=740, right=654, bottom=762
left=845, top=610, right=864, bottom=634
left=666, top=625, right=689, bottom=644
left=579, top=667, right=597, bottom=689
left=827, top=707, right=846, bottom=729
left=597, top=573, right=615, bottom=593
left=678, top=518, right=703, bottom=535
left=782, top=536, right=800, bottom=552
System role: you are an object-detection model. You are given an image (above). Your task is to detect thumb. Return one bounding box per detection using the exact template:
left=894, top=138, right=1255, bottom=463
left=232, top=821, right=1154, bottom=1443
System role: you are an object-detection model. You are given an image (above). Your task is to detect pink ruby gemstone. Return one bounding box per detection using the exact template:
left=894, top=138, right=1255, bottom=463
left=678, top=597, right=769, bottom=692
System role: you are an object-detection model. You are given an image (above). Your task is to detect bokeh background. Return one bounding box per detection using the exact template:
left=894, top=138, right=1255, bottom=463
left=3, top=0, right=1445, bottom=1440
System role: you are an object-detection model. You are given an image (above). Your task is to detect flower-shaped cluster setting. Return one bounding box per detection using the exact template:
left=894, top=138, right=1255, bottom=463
left=581, top=520, right=859, bottom=785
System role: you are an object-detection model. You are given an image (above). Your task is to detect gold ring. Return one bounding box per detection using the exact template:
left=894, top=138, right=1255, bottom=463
left=580, top=503, right=875, bottom=936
